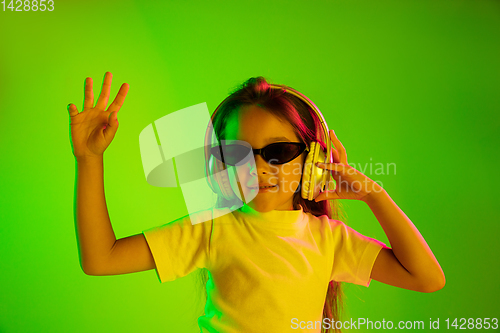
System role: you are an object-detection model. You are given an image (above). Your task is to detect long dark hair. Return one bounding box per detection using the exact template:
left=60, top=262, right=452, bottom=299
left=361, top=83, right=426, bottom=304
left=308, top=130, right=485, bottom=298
left=197, top=76, right=347, bottom=332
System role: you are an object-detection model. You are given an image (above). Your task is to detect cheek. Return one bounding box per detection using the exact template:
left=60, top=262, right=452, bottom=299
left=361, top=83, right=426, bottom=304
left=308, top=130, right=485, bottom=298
left=233, top=162, right=257, bottom=184
left=280, top=161, right=304, bottom=178
left=277, top=163, right=303, bottom=194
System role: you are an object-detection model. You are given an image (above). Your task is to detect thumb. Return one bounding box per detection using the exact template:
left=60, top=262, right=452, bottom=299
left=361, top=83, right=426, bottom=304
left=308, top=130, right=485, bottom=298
left=67, top=103, right=79, bottom=117
left=103, top=111, right=119, bottom=140
left=314, top=190, right=340, bottom=202
left=109, top=110, right=119, bottom=127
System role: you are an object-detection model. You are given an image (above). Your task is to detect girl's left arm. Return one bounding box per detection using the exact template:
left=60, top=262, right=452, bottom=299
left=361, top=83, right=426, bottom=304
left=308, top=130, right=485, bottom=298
left=362, top=189, right=445, bottom=293
left=315, top=130, right=445, bottom=293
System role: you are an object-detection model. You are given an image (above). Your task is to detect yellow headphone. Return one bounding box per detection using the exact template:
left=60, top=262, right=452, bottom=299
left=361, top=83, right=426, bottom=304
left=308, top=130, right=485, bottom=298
left=204, top=83, right=334, bottom=204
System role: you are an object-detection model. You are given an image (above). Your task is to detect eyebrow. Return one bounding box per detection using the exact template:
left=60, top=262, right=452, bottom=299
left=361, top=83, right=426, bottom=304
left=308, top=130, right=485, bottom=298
left=266, top=136, right=291, bottom=143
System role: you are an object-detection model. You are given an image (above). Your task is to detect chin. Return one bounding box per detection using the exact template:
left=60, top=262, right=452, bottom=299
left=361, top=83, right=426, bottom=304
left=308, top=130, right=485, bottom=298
left=247, top=200, right=274, bottom=212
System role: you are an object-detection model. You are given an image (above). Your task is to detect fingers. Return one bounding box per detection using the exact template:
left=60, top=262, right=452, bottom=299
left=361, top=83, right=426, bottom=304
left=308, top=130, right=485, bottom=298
left=331, top=147, right=341, bottom=164
left=95, top=72, right=113, bottom=110
left=317, top=162, right=352, bottom=178
left=329, top=130, right=348, bottom=164
left=83, top=77, right=94, bottom=109
left=107, top=83, right=130, bottom=113
left=328, top=129, right=341, bottom=163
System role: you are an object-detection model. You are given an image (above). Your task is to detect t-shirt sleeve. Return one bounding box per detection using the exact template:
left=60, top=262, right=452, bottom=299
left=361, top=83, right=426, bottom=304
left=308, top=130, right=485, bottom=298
left=329, top=219, right=388, bottom=287
left=142, top=209, right=213, bottom=283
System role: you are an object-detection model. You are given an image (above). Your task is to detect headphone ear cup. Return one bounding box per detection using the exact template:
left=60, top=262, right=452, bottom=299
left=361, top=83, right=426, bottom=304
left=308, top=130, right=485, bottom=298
left=211, top=157, right=235, bottom=200
left=301, top=142, right=327, bottom=201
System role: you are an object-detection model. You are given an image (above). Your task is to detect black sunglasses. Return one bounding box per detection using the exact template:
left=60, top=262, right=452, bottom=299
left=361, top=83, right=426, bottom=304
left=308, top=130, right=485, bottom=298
left=210, top=141, right=308, bottom=166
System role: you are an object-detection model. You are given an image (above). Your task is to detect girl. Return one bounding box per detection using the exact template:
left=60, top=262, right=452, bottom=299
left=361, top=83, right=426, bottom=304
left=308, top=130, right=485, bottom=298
left=67, top=72, right=445, bottom=333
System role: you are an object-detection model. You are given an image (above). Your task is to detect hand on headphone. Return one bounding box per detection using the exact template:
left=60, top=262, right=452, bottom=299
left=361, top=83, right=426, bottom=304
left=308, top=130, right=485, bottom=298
left=314, top=130, right=384, bottom=202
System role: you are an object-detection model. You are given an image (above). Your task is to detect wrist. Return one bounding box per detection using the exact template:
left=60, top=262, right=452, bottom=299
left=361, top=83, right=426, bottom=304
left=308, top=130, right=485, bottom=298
left=76, top=154, right=104, bottom=164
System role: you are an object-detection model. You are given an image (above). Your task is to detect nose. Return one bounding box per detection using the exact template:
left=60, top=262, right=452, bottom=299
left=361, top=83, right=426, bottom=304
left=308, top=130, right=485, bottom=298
left=253, top=154, right=273, bottom=174
left=240, top=154, right=268, bottom=187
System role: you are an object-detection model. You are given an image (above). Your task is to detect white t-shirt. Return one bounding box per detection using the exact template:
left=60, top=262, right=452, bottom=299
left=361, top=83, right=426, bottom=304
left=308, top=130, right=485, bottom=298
left=143, top=204, right=387, bottom=332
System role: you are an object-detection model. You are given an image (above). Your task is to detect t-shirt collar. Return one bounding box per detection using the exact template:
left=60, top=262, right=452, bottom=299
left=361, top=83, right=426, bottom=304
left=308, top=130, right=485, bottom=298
left=234, top=203, right=307, bottom=229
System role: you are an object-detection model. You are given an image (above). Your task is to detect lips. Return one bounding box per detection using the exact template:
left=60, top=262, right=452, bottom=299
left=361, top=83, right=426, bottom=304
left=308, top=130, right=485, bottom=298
left=249, top=183, right=277, bottom=189
left=259, top=184, right=276, bottom=188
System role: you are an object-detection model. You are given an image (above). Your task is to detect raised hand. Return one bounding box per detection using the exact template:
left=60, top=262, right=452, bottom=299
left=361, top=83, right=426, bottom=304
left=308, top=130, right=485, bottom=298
left=67, top=72, right=129, bottom=160
left=314, top=130, right=384, bottom=202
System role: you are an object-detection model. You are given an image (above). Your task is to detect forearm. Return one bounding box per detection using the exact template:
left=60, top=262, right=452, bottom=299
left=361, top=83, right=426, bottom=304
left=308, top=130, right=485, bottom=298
left=363, top=189, right=445, bottom=286
left=74, top=156, right=117, bottom=274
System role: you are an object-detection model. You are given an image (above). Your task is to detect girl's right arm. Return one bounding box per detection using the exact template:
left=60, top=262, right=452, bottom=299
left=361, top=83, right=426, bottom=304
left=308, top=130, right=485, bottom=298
left=69, top=72, right=155, bottom=276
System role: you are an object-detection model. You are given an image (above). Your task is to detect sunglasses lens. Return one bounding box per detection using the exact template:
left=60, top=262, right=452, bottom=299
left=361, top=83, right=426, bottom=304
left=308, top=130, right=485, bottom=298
left=211, top=142, right=305, bottom=165
left=211, top=143, right=251, bottom=166
left=265, top=143, right=304, bottom=164
left=224, top=144, right=251, bottom=165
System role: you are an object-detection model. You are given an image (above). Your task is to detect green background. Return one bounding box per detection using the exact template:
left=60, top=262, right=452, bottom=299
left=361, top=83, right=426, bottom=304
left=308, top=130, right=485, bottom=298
left=1, top=0, right=499, bottom=332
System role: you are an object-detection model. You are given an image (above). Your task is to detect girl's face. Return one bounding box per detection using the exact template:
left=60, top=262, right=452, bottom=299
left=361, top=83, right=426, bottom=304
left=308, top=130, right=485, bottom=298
left=223, top=104, right=306, bottom=212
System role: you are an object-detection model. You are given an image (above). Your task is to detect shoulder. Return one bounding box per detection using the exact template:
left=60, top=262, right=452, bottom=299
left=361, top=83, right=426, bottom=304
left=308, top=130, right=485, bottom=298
left=305, top=212, right=373, bottom=244
left=167, top=206, right=250, bottom=229
left=150, top=208, right=216, bottom=231
left=304, top=211, right=346, bottom=232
